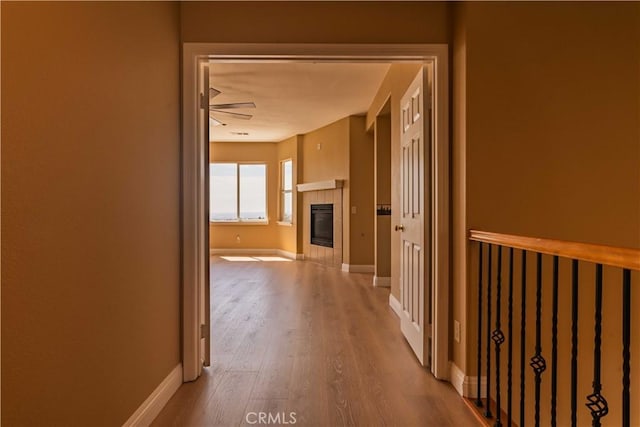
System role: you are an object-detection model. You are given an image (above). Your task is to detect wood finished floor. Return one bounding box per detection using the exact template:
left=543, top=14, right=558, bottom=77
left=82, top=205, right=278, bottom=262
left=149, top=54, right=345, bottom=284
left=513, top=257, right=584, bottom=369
left=152, top=256, right=478, bottom=427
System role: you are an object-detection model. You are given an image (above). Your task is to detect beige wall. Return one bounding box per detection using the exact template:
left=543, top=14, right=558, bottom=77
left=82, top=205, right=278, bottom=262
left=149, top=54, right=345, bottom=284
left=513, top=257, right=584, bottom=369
left=367, top=63, right=424, bottom=298
left=276, top=136, right=301, bottom=254
left=452, top=2, right=468, bottom=374
left=180, top=1, right=450, bottom=44
left=348, top=116, right=375, bottom=266
left=302, top=117, right=351, bottom=263
left=1, top=2, right=181, bottom=425
left=209, top=142, right=279, bottom=249
left=453, top=2, right=640, bottom=425
left=463, top=2, right=640, bottom=248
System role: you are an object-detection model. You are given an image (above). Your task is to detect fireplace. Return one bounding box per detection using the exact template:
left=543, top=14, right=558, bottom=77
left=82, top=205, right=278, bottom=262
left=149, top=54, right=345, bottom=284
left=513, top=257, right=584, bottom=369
left=310, top=204, right=333, bottom=248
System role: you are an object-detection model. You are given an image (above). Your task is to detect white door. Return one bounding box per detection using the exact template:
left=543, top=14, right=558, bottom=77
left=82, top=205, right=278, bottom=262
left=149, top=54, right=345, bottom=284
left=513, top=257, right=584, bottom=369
left=399, top=67, right=431, bottom=366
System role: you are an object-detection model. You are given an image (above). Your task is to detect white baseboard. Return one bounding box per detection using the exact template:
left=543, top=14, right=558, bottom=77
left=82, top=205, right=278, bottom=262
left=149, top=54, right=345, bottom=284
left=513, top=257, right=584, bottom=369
left=123, top=363, right=182, bottom=427
left=210, top=248, right=303, bottom=260
left=373, top=276, right=391, bottom=287
left=341, top=263, right=375, bottom=273
left=388, top=293, right=402, bottom=318
left=449, top=362, right=486, bottom=398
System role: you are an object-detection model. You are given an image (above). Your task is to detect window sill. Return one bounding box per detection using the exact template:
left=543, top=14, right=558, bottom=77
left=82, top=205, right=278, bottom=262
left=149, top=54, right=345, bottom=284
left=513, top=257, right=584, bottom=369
left=277, top=221, right=293, bottom=227
left=210, top=220, right=269, bottom=226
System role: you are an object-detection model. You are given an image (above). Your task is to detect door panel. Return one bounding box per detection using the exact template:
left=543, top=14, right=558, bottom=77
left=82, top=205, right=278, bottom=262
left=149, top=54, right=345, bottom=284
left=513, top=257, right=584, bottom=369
left=399, top=67, right=431, bottom=366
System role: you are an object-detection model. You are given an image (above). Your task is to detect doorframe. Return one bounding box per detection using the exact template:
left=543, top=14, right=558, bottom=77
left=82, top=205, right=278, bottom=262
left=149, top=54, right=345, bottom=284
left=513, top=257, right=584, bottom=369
left=181, top=43, right=450, bottom=381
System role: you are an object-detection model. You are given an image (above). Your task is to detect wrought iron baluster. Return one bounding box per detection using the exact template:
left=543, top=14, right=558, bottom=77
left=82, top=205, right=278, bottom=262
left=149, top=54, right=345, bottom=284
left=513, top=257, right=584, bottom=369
left=529, top=252, right=546, bottom=427
left=586, top=264, right=608, bottom=427
left=520, top=250, right=527, bottom=427
left=571, top=259, right=579, bottom=427
left=507, top=247, right=514, bottom=425
left=492, top=246, right=505, bottom=427
left=485, top=244, right=493, bottom=418
left=551, top=256, right=559, bottom=427
left=622, top=269, right=631, bottom=427
left=475, top=242, right=484, bottom=408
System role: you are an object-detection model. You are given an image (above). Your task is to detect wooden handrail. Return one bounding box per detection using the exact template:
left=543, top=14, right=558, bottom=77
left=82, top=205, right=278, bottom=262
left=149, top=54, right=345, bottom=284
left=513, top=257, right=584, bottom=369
left=469, top=230, right=640, bottom=271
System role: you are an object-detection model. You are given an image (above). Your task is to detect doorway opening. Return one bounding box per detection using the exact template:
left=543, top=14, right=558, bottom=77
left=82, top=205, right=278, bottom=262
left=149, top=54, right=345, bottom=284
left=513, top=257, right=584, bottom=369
left=182, top=44, right=449, bottom=383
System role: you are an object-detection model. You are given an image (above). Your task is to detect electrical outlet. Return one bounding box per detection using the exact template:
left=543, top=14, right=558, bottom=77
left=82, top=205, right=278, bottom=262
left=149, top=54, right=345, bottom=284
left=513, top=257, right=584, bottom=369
left=351, top=206, right=357, bottom=214
left=454, top=320, right=460, bottom=343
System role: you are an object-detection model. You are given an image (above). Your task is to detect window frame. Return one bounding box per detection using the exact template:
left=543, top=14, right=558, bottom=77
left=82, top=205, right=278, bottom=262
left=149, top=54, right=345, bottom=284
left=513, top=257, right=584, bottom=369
left=209, top=161, right=268, bottom=224
left=278, top=158, right=293, bottom=225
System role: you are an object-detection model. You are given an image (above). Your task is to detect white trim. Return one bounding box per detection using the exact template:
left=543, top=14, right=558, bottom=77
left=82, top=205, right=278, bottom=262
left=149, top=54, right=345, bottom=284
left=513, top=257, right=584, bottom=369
left=449, top=362, right=465, bottom=396
left=388, top=293, right=402, bottom=318
left=448, top=362, right=486, bottom=399
left=209, top=248, right=303, bottom=260
left=183, top=43, right=450, bottom=383
left=341, top=264, right=375, bottom=273
left=296, top=179, right=344, bottom=192
left=373, top=276, right=391, bottom=287
left=122, top=364, right=182, bottom=427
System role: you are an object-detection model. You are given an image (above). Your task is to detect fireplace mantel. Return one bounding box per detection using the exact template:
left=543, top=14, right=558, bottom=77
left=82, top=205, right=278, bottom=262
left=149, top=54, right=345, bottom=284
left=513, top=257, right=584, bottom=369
left=296, top=179, right=344, bottom=193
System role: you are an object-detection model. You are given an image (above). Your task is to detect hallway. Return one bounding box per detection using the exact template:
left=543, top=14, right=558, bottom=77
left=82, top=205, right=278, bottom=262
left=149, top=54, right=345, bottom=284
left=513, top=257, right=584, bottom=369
left=153, top=257, right=477, bottom=426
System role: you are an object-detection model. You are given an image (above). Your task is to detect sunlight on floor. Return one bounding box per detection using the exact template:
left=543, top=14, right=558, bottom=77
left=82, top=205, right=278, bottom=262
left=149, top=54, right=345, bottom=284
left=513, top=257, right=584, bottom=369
left=254, top=256, right=292, bottom=262
left=220, top=256, right=292, bottom=262
left=220, top=256, right=259, bottom=262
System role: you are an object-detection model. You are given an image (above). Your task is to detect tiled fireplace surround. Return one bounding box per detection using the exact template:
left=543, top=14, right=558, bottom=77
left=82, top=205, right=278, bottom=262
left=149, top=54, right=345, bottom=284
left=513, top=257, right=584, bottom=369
left=302, top=188, right=343, bottom=267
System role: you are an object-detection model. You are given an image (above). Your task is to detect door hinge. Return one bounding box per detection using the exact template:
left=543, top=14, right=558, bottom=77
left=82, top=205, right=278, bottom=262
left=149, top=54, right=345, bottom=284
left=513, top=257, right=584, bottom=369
left=199, top=93, right=208, bottom=109
left=200, top=324, right=208, bottom=338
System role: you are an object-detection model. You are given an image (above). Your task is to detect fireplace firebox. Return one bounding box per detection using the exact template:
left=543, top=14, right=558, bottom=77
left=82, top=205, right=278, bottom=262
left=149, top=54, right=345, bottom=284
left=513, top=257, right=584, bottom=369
left=310, top=204, right=333, bottom=248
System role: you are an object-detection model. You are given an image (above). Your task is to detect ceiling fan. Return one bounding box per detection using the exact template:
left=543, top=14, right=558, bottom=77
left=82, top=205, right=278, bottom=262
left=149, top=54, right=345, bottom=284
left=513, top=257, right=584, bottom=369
left=208, top=87, right=256, bottom=127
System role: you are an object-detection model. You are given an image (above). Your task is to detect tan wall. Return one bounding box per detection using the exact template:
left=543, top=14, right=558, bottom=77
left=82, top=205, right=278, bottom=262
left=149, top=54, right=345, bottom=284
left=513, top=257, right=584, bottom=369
left=454, top=2, right=640, bottom=425
left=209, top=142, right=279, bottom=249
left=452, top=2, right=468, bottom=374
left=180, top=1, right=450, bottom=44
left=295, top=136, right=305, bottom=253
left=302, top=117, right=351, bottom=263
left=348, top=116, right=375, bottom=266
left=276, top=136, right=300, bottom=254
left=464, top=2, right=640, bottom=248
left=366, top=64, right=424, bottom=298
left=375, top=113, right=392, bottom=278
left=1, top=2, right=181, bottom=425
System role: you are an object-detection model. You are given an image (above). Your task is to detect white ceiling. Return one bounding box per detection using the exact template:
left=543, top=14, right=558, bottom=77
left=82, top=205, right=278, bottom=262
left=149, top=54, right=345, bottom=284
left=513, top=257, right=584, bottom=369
left=208, top=62, right=391, bottom=142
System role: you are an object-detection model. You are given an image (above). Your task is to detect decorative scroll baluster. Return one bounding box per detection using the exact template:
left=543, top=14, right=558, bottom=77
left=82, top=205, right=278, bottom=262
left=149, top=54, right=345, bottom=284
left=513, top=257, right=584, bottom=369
left=571, top=259, right=579, bottom=427
left=520, top=250, right=527, bottom=427
left=492, top=246, right=505, bottom=427
left=475, top=242, right=484, bottom=408
left=529, top=253, right=546, bottom=427
left=507, top=247, right=514, bottom=425
left=622, top=269, right=631, bottom=427
left=586, top=264, right=608, bottom=427
left=467, top=230, right=640, bottom=427
left=485, top=244, right=493, bottom=418
left=551, top=256, right=559, bottom=427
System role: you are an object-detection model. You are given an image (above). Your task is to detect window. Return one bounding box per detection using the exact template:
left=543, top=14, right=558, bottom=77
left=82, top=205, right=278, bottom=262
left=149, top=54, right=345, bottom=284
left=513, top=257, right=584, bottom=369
left=210, top=163, right=267, bottom=222
left=280, top=159, right=293, bottom=223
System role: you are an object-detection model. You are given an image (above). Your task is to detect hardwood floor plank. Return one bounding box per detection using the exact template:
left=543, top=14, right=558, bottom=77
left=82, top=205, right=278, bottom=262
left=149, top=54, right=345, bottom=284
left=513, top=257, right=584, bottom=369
left=153, top=257, right=479, bottom=427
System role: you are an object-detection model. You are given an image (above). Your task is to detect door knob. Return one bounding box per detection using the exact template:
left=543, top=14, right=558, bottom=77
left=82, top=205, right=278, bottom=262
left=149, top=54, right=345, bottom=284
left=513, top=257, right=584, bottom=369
left=395, top=225, right=405, bottom=232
